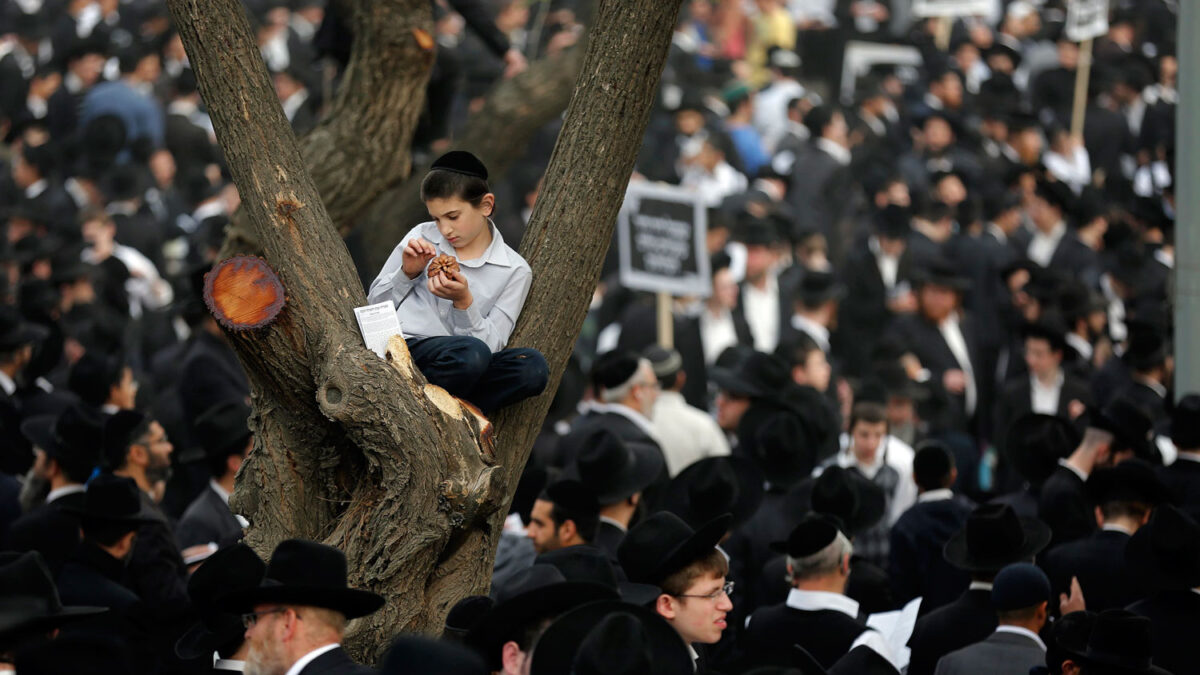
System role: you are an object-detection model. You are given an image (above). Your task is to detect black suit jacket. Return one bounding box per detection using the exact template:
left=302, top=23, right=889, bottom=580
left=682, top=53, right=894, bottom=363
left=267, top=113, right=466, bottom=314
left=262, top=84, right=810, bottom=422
left=176, top=484, right=243, bottom=550
left=832, top=241, right=904, bottom=378
left=1126, top=591, right=1200, bottom=675
left=888, top=497, right=974, bottom=612
left=1159, top=457, right=1200, bottom=522
left=1038, top=466, right=1095, bottom=549
left=592, top=519, right=626, bottom=569
left=1040, top=529, right=1147, bottom=612
left=180, top=331, right=251, bottom=422
left=886, top=312, right=984, bottom=433
left=1121, top=380, right=1170, bottom=434
left=906, top=588, right=996, bottom=675
left=993, top=373, right=1092, bottom=454
left=743, top=604, right=870, bottom=670
left=297, top=646, right=377, bottom=675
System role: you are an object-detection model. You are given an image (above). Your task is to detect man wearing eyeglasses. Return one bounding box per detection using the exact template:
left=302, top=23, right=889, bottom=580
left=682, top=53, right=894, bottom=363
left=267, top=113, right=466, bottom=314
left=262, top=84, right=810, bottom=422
left=221, top=539, right=383, bottom=675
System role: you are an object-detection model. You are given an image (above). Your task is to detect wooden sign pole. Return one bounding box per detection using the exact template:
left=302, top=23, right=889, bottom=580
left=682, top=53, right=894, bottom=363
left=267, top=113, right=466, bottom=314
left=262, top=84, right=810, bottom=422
left=935, top=15, right=953, bottom=51
left=1070, top=37, right=1095, bottom=139
left=656, top=291, right=674, bottom=349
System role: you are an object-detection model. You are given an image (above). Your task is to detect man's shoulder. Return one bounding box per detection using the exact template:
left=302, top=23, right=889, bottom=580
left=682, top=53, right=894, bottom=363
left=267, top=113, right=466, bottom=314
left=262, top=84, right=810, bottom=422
left=299, top=646, right=376, bottom=675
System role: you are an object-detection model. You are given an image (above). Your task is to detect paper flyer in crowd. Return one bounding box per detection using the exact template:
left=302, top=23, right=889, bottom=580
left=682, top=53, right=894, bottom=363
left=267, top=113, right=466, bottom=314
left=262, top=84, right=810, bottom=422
left=354, top=302, right=403, bottom=358
left=866, top=596, right=921, bottom=671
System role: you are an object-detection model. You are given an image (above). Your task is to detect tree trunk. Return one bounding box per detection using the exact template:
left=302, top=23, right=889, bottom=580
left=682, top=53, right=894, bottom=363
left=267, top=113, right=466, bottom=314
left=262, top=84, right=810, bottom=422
left=359, top=41, right=586, bottom=271
left=167, top=0, right=683, bottom=663
left=218, top=0, right=435, bottom=258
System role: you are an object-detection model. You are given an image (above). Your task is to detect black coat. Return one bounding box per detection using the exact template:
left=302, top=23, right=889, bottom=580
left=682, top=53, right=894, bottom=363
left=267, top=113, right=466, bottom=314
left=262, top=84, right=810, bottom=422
left=180, top=331, right=251, bottom=423
left=57, top=541, right=140, bottom=610
left=888, top=496, right=974, bottom=612
left=1120, top=381, right=1170, bottom=434
left=592, top=519, right=626, bottom=570
left=1037, top=465, right=1095, bottom=550
left=906, top=588, right=996, bottom=675
left=5, top=491, right=83, bottom=573
left=176, top=484, right=243, bottom=550
left=886, top=312, right=984, bottom=433
left=296, top=646, right=377, bottom=675
left=743, top=603, right=871, bottom=670
left=788, top=144, right=854, bottom=253
left=1039, top=529, right=1147, bottom=612
left=993, top=373, right=1092, bottom=454
left=725, top=487, right=809, bottom=614
left=1126, top=590, right=1200, bottom=675
left=123, top=492, right=189, bottom=606
left=833, top=241, right=911, bottom=378
left=1158, top=457, right=1200, bottom=522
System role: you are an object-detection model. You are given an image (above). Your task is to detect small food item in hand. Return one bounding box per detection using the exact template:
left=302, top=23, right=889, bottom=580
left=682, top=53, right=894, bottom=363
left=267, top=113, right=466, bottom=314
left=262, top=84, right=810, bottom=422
left=428, top=254, right=460, bottom=278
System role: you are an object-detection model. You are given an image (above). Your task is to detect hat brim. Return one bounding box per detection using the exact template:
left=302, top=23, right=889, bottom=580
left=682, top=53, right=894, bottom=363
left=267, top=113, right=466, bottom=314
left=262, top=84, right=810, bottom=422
left=661, top=457, right=765, bottom=529
left=564, top=445, right=665, bottom=505
left=19, top=415, right=59, bottom=455
left=174, top=615, right=243, bottom=661
left=827, top=471, right=887, bottom=536
left=649, top=514, right=733, bottom=584
left=529, top=600, right=694, bottom=675
left=942, top=516, right=1052, bottom=572
left=218, top=583, right=385, bottom=620
left=468, top=582, right=617, bottom=669
left=709, top=367, right=765, bottom=399
left=0, top=604, right=108, bottom=639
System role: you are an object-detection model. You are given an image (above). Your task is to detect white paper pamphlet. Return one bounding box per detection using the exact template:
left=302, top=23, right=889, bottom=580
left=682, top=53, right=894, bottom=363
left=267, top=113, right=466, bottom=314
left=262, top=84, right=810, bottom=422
left=354, top=301, right=403, bottom=358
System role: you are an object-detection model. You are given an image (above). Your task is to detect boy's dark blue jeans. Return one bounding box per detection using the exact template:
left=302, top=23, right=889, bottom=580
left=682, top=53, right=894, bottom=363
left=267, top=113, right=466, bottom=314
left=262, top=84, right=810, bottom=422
left=405, top=336, right=549, bottom=415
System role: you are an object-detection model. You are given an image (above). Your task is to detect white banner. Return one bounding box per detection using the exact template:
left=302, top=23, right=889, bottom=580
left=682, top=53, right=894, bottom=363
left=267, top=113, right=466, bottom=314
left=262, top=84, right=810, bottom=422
left=1065, top=0, right=1110, bottom=42
left=911, top=0, right=993, bottom=18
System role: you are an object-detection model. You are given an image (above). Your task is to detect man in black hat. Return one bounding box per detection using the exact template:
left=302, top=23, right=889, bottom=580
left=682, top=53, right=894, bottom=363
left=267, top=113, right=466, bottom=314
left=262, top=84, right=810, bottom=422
left=1074, top=610, right=1172, bottom=675
left=729, top=214, right=788, bottom=353
left=0, top=551, right=106, bottom=666
left=79, top=207, right=174, bottom=318
left=221, top=539, right=384, bottom=675
left=176, top=543, right=266, bottom=672
left=467, top=564, right=615, bottom=675
left=1039, top=397, right=1157, bottom=549
left=788, top=105, right=854, bottom=262
left=743, top=514, right=890, bottom=670
left=177, top=398, right=252, bottom=551
left=1161, top=393, right=1200, bottom=521
left=889, top=441, right=974, bottom=612
left=1021, top=179, right=1097, bottom=281
left=934, top=562, right=1051, bottom=675
left=1118, top=329, right=1171, bottom=433
left=381, top=634, right=488, bottom=675
left=618, top=511, right=733, bottom=670
left=0, top=304, right=47, bottom=474
left=1124, top=505, right=1200, bottom=675
left=527, top=600, right=695, bottom=675
left=781, top=269, right=844, bottom=358
left=563, top=427, right=660, bottom=564
left=906, top=503, right=1051, bottom=675
left=1040, top=460, right=1163, bottom=612
left=526, top=479, right=600, bottom=556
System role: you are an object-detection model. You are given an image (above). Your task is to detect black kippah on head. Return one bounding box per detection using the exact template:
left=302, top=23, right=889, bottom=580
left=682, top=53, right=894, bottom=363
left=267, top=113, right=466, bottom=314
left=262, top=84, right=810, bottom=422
left=430, top=151, right=489, bottom=180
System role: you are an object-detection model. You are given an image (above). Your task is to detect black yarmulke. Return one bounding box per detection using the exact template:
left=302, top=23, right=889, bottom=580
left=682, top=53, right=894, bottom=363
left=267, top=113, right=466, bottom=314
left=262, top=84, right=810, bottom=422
left=430, top=151, right=489, bottom=180
left=774, top=513, right=840, bottom=558
left=590, top=351, right=640, bottom=391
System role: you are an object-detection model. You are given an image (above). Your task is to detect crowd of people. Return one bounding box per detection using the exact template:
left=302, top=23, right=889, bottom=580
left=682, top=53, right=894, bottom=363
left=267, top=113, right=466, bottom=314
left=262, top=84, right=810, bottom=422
left=0, top=0, right=1192, bottom=673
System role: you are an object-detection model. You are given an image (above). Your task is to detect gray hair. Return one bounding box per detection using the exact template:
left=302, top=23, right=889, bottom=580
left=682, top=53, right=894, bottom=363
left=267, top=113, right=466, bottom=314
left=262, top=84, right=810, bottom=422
left=785, top=531, right=853, bottom=584
left=600, top=358, right=652, bottom=403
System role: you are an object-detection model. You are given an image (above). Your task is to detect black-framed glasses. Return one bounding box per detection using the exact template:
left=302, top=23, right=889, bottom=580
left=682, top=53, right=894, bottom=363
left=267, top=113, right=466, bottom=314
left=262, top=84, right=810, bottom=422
left=241, top=607, right=288, bottom=629
left=673, top=581, right=734, bottom=601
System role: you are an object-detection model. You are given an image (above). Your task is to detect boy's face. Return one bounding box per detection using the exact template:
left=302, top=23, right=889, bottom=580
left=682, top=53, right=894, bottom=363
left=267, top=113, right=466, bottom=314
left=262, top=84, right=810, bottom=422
left=657, top=573, right=731, bottom=645
left=427, top=195, right=494, bottom=250
left=850, top=420, right=887, bottom=465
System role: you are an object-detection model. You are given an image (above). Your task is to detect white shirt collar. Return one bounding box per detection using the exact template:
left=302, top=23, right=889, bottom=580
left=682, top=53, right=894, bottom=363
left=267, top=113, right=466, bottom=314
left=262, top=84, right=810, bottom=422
left=1135, top=377, right=1167, bottom=399
left=917, top=488, right=953, bottom=503
left=210, top=479, right=231, bottom=505
left=599, top=515, right=627, bottom=533
left=213, top=658, right=245, bottom=672
left=1057, top=457, right=1089, bottom=482
left=785, top=588, right=860, bottom=619
left=23, top=179, right=47, bottom=199
left=687, top=643, right=699, bottom=672
left=1101, top=523, right=1134, bottom=535
left=46, top=484, right=86, bottom=504
left=969, top=581, right=994, bottom=591
left=0, top=371, right=16, bottom=396
left=100, top=403, right=120, bottom=415
left=994, top=625, right=1047, bottom=651
left=790, top=314, right=830, bottom=352
left=815, top=137, right=851, bottom=166
left=284, top=644, right=339, bottom=675
left=837, top=437, right=889, bottom=479
left=986, top=222, right=1008, bottom=243
left=1175, top=451, right=1200, bottom=464
left=590, top=402, right=660, bottom=441
left=1064, top=332, right=1093, bottom=361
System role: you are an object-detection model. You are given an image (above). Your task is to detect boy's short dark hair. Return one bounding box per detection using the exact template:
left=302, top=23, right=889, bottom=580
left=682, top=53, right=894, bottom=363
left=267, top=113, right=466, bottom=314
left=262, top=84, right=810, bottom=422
left=913, top=441, right=955, bottom=491
left=420, top=169, right=491, bottom=208
left=660, top=548, right=729, bottom=597
left=775, top=334, right=822, bottom=370
left=848, top=401, right=887, bottom=432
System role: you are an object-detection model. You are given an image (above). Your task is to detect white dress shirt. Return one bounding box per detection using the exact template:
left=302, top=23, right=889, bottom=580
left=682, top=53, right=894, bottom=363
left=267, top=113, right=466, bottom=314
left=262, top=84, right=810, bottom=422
left=45, top=484, right=86, bottom=504
left=651, top=391, right=731, bottom=476
left=743, top=275, right=780, bottom=353
left=0, top=371, right=15, bottom=397
left=700, top=308, right=740, bottom=365
left=284, top=644, right=339, bottom=675
left=1027, top=221, right=1066, bottom=268
left=869, top=236, right=899, bottom=290
left=1030, top=371, right=1064, bottom=415
left=994, top=625, right=1047, bottom=651
left=939, top=313, right=977, bottom=416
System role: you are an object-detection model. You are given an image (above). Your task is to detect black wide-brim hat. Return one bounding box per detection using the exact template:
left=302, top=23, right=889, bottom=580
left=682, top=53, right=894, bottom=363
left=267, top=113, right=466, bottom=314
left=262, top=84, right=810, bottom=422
left=808, top=465, right=887, bottom=536
left=618, top=512, right=732, bottom=586
left=1005, top=413, right=1081, bottom=487
left=661, top=456, right=764, bottom=529
left=562, top=427, right=663, bottom=505
left=1075, top=610, right=1173, bottom=675
left=65, top=474, right=160, bottom=528
left=529, top=600, right=694, bottom=675
left=1085, top=459, right=1167, bottom=507
left=943, top=503, right=1051, bottom=573
left=709, top=351, right=790, bottom=400
left=176, top=543, right=267, bottom=660
left=0, top=551, right=106, bottom=639
left=219, top=539, right=384, bottom=620
left=1124, top=504, right=1200, bottom=590
left=912, top=257, right=971, bottom=293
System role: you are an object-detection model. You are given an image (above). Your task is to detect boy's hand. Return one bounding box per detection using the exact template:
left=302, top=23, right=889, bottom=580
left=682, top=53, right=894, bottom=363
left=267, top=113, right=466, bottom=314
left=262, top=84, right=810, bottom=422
left=401, top=238, right=437, bottom=279
left=428, top=268, right=473, bottom=310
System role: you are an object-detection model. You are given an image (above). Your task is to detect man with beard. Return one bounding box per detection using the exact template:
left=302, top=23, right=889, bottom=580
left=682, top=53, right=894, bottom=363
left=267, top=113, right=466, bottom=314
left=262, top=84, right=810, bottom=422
left=222, top=539, right=383, bottom=675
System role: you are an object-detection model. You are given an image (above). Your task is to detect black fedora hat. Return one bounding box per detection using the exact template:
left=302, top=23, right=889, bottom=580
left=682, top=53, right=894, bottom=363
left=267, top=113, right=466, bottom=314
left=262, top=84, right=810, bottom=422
left=0, top=304, right=47, bottom=351
left=530, top=601, right=693, bottom=675
left=873, top=204, right=911, bottom=239
left=444, top=595, right=493, bottom=640
left=1005, top=413, right=1081, bottom=486
left=1124, top=504, right=1200, bottom=590
left=1020, top=313, right=1070, bottom=354
left=794, top=270, right=846, bottom=308
left=563, top=427, right=663, bottom=505
left=1169, top=394, right=1200, bottom=450
left=618, top=512, right=731, bottom=586
left=809, top=466, right=886, bottom=536
left=661, top=456, right=764, bottom=530
left=218, top=539, right=384, bottom=619
left=175, top=543, right=266, bottom=660
left=68, top=473, right=158, bottom=528
left=1085, top=459, right=1166, bottom=507
left=943, top=503, right=1051, bottom=573
left=913, top=256, right=970, bottom=292
left=0, top=551, right=105, bottom=640
left=20, top=402, right=104, bottom=469
left=739, top=409, right=818, bottom=489
left=382, top=635, right=488, bottom=675
left=1075, top=610, right=1171, bottom=675
left=1089, top=398, right=1156, bottom=461
left=468, top=564, right=616, bottom=670
left=194, top=398, right=252, bottom=457
left=710, top=351, right=790, bottom=399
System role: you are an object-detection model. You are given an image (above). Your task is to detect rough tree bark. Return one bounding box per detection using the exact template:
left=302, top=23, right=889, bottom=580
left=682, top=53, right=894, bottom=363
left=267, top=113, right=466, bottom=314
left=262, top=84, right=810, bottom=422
left=167, top=0, right=683, bottom=663
left=359, top=38, right=587, bottom=271
left=218, top=0, right=435, bottom=258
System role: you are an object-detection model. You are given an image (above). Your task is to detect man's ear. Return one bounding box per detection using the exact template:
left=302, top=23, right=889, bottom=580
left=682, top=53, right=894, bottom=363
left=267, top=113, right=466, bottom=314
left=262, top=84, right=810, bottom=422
left=655, top=594, right=676, bottom=620
left=128, top=444, right=148, bottom=467
left=558, top=519, right=578, bottom=543
left=226, top=452, right=243, bottom=476
left=1094, top=505, right=1105, bottom=527
left=500, top=640, right=524, bottom=673
left=481, top=193, right=496, bottom=218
